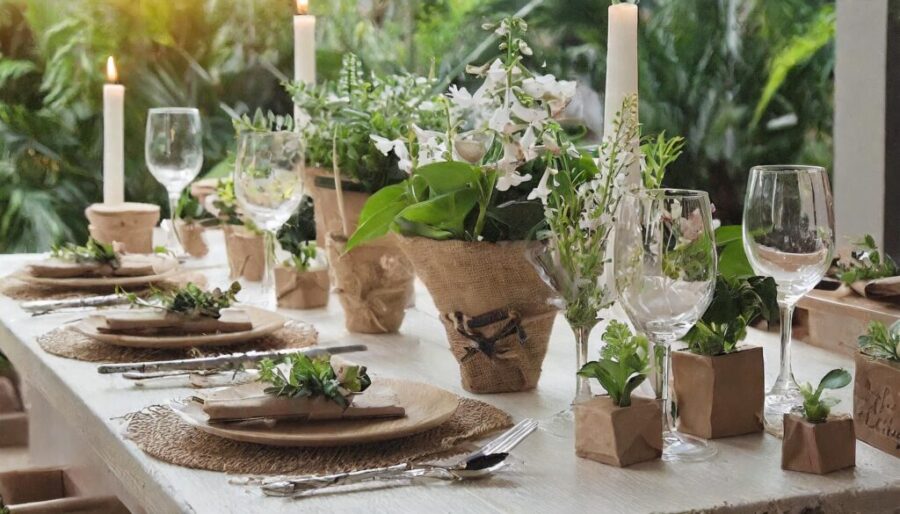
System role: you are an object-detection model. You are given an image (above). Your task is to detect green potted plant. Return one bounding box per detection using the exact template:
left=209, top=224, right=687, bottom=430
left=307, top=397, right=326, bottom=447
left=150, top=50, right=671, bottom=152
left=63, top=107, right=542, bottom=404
left=853, top=320, right=900, bottom=457
left=834, top=235, right=900, bottom=298
left=274, top=196, right=329, bottom=310
left=174, top=191, right=216, bottom=258
left=672, top=275, right=778, bottom=438
left=575, top=321, right=661, bottom=467
left=347, top=18, right=585, bottom=392
left=782, top=368, right=855, bottom=474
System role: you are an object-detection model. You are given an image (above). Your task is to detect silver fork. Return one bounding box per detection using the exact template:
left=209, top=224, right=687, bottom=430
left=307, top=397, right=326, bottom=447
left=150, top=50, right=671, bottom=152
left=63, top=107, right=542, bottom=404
left=260, top=418, right=538, bottom=497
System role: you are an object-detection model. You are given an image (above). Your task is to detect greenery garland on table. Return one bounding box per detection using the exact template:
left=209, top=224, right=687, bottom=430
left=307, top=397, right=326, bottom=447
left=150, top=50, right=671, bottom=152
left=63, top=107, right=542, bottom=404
left=258, top=353, right=371, bottom=408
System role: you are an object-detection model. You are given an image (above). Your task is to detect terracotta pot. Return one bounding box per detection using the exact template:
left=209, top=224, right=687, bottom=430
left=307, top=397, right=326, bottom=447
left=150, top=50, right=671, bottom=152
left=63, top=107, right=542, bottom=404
left=303, top=167, right=370, bottom=247
left=782, top=413, right=855, bottom=474
left=396, top=236, right=557, bottom=394
left=274, top=266, right=330, bottom=310
left=223, top=225, right=265, bottom=281
left=575, top=396, right=662, bottom=467
left=175, top=220, right=209, bottom=258
left=0, top=467, right=129, bottom=513
left=84, top=202, right=160, bottom=254
left=326, top=233, right=414, bottom=334
left=672, top=345, right=764, bottom=439
left=854, top=352, right=900, bottom=457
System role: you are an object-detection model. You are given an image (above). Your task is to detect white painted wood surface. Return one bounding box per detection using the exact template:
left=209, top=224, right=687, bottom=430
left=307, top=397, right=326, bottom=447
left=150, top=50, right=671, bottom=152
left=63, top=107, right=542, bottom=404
left=0, top=249, right=898, bottom=514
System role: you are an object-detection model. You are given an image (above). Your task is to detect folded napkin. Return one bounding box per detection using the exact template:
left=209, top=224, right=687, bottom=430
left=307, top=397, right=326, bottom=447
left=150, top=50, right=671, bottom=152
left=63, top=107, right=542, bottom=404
left=201, top=382, right=406, bottom=423
left=95, top=307, right=252, bottom=335
left=28, top=253, right=177, bottom=279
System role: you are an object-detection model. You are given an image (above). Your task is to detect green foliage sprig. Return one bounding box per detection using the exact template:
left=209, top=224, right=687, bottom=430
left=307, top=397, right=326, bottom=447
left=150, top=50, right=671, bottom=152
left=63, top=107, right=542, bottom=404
left=276, top=196, right=319, bottom=271
left=799, top=368, right=851, bottom=423
left=176, top=190, right=216, bottom=226
left=258, top=353, right=371, bottom=408
left=640, top=132, right=685, bottom=189
left=835, top=234, right=898, bottom=285
left=683, top=275, right=778, bottom=355
left=577, top=321, right=650, bottom=407
left=121, top=282, right=241, bottom=319
left=858, top=320, right=900, bottom=362
left=50, top=237, right=118, bottom=267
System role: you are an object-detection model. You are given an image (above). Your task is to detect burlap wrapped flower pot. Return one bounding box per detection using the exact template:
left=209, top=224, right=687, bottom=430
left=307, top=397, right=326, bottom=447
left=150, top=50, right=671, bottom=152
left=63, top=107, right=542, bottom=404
left=304, top=167, right=370, bottom=247
left=397, top=236, right=557, bottom=394
left=274, top=265, right=330, bottom=310
left=327, top=233, right=414, bottom=334
left=223, top=225, right=265, bottom=281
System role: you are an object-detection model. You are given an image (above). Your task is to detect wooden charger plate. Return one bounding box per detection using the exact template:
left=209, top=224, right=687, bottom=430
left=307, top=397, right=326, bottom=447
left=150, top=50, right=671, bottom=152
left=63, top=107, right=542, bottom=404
left=73, top=305, right=286, bottom=349
left=170, top=378, right=459, bottom=447
left=14, top=255, right=179, bottom=288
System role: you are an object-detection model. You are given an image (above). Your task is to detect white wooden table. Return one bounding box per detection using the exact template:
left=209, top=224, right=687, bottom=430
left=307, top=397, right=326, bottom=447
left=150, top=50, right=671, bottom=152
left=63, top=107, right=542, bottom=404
left=0, top=246, right=898, bottom=514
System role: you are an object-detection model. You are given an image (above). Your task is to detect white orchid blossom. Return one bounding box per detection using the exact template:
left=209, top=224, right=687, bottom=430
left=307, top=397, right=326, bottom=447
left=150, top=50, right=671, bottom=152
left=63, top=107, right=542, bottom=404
left=370, top=134, right=413, bottom=174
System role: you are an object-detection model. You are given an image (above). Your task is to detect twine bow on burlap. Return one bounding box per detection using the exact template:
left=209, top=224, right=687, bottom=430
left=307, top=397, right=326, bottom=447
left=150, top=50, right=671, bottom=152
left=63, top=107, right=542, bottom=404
left=446, top=308, right=527, bottom=362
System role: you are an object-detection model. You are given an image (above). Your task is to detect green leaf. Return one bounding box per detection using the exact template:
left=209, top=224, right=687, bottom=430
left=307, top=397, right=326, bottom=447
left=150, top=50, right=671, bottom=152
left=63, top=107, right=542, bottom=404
left=818, top=368, right=851, bottom=391
left=718, top=238, right=754, bottom=279
left=715, top=225, right=743, bottom=246
left=345, top=184, right=412, bottom=252
left=414, top=161, right=479, bottom=195
left=396, top=188, right=478, bottom=237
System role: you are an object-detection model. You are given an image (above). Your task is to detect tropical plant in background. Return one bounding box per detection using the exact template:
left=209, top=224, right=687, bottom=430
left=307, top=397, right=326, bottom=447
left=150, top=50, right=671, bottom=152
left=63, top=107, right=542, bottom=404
left=0, top=0, right=836, bottom=252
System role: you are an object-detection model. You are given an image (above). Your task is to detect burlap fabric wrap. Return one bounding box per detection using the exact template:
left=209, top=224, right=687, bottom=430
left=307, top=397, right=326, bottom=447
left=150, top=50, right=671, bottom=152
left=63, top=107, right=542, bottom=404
left=0, top=270, right=206, bottom=301
left=224, top=225, right=265, bottom=281
left=274, top=266, right=330, bottom=310
left=303, top=167, right=370, bottom=247
left=36, top=321, right=317, bottom=363
left=397, top=237, right=557, bottom=394
left=327, top=233, right=414, bottom=334
left=125, top=397, right=511, bottom=475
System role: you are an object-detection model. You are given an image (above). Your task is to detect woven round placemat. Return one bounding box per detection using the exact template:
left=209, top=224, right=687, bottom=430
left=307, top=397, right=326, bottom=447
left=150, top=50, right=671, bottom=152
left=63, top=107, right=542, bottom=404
left=125, top=398, right=512, bottom=475
left=36, top=321, right=318, bottom=363
left=0, top=270, right=207, bottom=301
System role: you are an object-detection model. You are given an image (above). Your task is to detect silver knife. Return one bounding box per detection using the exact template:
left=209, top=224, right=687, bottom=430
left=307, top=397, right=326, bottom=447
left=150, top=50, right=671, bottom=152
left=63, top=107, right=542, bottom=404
left=96, top=344, right=367, bottom=375
left=23, top=294, right=128, bottom=315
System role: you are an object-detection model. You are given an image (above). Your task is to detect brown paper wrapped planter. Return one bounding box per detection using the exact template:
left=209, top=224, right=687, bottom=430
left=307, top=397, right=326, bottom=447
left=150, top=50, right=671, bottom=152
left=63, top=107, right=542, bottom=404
left=84, top=202, right=160, bottom=254
left=0, top=376, right=21, bottom=413
left=575, top=396, right=662, bottom=467
left=854, top=352, right=900, bottom=457
left=274, top=265, right=330, bottom=310
left=396, top=236, right=557, bottom=394
left=223, top=225, right=265, bottom=281
left=782, top=413, right=855, bottom=474
left=672, top=345, right=764, bottom=439
left=304, top=167, right=370, bottom=247
left=189, top=177, right=219, bottom=207
left=175, top=220, right=208, bottom=258
left=326, top=233, right=414, bottom=334
left=0, top=467, right=129, bottom=513
left=0, top=412, right=27, bottom=447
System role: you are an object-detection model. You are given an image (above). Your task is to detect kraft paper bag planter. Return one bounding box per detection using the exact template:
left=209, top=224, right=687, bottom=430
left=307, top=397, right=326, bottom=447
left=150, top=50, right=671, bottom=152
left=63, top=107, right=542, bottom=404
left=0, top=467, right=129, bottom=514
left=854, top=352, right=900, bottom=457
left=326, top=233, right=414, bottom=334
left=782, top=414, right=855, bottom=474
left=274, top=265, right=330, bottom=310
left=397, top=237, right=557, bottom=394
left=84, top=202, right=160, bottom=254
left=175, top=220, right=209, bottom=258
left=223, top=225, right=265, bottom=281
left=672, top=346, right=764, bottom=438
left=575, top=396, right=662, bottom=467
left=304, top=167, right=370, bottom=248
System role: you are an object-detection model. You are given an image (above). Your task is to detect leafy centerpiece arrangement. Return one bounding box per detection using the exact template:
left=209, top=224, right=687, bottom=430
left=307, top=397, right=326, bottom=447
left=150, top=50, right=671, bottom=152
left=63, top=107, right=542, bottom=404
left=200, top=353, right=405, bottom=423
left=853, top=320, right=900, bottom=457
left=672, top=274, right=778, bottom=438
left=782, top=368, right=855, bottom=474
left=273, top=197, right=330, bottom=310
left=27, top=237, right=177, bottom=279
left=574, top=321, right=661, bottom=467
left=831, top=235, right=900, bottom=299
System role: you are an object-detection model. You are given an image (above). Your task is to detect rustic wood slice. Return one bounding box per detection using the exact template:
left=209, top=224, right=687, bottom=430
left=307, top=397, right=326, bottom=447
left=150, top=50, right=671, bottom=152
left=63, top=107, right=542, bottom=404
left=72, top=305, right=286, bottom=349
left=14, top=254, right=179, bottom=289
left=170, top=378, right=459, bottom=447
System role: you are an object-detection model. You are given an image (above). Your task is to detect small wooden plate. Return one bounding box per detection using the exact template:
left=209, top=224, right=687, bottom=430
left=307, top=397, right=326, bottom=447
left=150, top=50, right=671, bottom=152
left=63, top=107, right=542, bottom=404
left=73, top=306, right=286, bottom=349
left=15, top=254, right=179, bottom=289
left=170, top=378, right=459, bottom=447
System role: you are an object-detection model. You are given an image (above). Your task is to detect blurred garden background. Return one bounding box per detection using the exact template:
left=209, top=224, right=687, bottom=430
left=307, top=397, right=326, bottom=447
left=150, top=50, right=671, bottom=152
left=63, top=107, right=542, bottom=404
left=0, top=0, right=836, bottom=252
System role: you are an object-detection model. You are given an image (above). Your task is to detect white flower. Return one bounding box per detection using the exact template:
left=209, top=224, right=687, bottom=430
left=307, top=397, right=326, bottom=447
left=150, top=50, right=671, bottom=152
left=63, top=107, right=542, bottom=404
left=448, top=85, right=475, bottom=109
left=520, top=125, right=539, bottom=162
left=370, top=134, right=413, bottom=174
left=527, top=167, right=557, bottom=203
left=488, top=107, right=512, bottom=133
left=510, top=97, right=548, bottom=125
left=496, top=170, right=532, bottom=191
left=484, top=59, right=507, bottom=90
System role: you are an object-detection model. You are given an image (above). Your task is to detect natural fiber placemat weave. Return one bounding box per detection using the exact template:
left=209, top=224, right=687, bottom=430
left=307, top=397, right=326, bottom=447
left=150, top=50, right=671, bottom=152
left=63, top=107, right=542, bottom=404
left=36, top=321, right=317, bottom=363
left=0, top=270, right=207, bottom=301
left=125, top=398, right=512, bottom=475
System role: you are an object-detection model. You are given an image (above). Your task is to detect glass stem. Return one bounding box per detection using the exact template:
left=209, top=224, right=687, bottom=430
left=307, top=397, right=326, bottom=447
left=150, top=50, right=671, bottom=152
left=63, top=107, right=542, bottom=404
left=263, top=230, right=276, bottom=301
left=573, top=325, right=594, bottom=405
left=774, top=301, right=797, bottom=390
left=650, top=334, right=676, bottom=433
left=166, top=190, right=183, bottom=252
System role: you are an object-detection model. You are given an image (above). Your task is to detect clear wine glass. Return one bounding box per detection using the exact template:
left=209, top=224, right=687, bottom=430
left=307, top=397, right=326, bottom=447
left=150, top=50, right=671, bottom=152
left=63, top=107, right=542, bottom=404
left=233, top=131, right=305, bottom=309
left=614, top=188, right=718, bottom=462
left=742, top=165, right=834, bottom=436
left=145, top=108, right=204, bottom=256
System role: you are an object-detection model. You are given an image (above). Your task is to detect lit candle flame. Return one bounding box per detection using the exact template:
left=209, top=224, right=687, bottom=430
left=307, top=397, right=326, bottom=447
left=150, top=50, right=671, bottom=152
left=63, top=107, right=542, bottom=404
left=296, top=0, right=308, bottom=15
left=106, top=56, right=119, bottom=83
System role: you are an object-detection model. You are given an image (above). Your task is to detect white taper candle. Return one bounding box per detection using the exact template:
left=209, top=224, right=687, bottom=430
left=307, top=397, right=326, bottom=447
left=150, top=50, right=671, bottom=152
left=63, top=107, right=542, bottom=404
left=103, top=56, right=125, bottom=204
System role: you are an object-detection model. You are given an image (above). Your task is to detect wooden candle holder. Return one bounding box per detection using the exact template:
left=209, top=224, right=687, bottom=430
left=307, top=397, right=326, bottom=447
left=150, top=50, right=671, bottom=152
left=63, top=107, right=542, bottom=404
left=84, top=202, right=159, bottom=254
